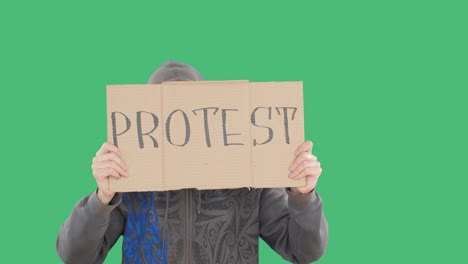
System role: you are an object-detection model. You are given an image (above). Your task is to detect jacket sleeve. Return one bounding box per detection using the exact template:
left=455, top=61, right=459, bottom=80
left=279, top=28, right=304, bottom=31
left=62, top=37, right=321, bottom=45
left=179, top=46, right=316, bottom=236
left=56, top=191, right=125, bottom=264
left=259, top=188, right=328, bottom=264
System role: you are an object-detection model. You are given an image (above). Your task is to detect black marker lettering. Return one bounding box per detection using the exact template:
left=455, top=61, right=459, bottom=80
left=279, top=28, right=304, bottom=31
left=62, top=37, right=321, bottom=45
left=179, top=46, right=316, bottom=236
left=251, top=107, right=273, bottom=146
left=136, top=111, right=159, bottom=149
left=222, top=109, right=243, bottom=146
left=111, top=111, right=131, bottom=147
left=165, top=109, right=190, bottom=146
left=192, top=107, right=219, bottom=147
left=275, top=107, right=297, bottom=144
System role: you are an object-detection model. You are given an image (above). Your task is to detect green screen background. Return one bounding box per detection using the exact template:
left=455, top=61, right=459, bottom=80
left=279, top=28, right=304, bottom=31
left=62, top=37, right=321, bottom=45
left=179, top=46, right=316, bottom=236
left=1, top=0, right=466, bottom=263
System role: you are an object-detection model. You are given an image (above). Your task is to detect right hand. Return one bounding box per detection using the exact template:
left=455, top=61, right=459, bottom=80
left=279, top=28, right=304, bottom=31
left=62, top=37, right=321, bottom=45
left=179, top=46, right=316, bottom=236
left=92, top=142, right=128, bottom=204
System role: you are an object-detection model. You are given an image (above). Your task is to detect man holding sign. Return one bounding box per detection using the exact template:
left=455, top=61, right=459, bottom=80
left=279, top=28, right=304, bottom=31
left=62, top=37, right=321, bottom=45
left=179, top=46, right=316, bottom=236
left=56, top=61, right=328, bottom=264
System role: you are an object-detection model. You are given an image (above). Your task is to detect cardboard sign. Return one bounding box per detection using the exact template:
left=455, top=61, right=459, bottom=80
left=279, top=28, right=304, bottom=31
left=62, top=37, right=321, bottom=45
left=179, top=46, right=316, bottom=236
left=107, top=81, right=305, bottom=192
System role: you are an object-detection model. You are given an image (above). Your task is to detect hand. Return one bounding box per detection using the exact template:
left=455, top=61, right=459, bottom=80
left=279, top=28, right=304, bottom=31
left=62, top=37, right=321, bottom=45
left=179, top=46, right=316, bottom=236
left=91, top=142, right=128, bottom=204
left=288, top=141, right=322, bottom=194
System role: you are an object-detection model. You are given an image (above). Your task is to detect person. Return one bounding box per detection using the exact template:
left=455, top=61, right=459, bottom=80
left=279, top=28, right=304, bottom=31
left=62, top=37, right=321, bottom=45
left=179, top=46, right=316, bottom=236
left=56, top=61, right=328, bottom=264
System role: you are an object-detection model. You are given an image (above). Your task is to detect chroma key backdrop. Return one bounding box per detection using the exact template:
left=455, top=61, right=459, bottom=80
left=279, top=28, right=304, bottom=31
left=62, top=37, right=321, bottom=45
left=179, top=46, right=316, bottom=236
left=0, top=0, right=466, bottom=263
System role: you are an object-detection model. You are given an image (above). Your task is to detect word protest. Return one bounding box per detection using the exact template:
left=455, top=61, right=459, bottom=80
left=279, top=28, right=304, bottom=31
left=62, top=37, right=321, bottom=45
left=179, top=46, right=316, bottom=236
left=107, top=81, right=305, bottom=192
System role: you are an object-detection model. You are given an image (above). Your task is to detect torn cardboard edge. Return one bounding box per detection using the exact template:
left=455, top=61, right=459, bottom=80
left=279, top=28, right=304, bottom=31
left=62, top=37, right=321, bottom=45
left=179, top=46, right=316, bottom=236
left=107, top=80, right=305, bottom=192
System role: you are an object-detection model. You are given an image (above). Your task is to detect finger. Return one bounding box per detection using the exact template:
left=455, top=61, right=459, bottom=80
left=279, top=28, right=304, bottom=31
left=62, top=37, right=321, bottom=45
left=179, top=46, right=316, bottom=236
left=290, top=160, right=320, bottom=178
left=294, top=141, right=313, bottom=156
left=289, top=152, right=317, bottom=171
left=94, top=167, right=122, bottom=180
left=93, top=152, right=128, bottom=170
left=304, top=176, right=318, bottom=191
left=293, top=176, right=318, bottom=194
left=93, top=161, right=128, bottom=177
left=292, top=166, right=322, bottom=180
left=96, top=142, right=121, bottom=157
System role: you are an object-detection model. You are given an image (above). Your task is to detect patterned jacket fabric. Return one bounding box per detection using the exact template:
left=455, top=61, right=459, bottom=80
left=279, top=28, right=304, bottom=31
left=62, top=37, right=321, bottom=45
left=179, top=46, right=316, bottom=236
left=56, top=187, right=328, bottom=263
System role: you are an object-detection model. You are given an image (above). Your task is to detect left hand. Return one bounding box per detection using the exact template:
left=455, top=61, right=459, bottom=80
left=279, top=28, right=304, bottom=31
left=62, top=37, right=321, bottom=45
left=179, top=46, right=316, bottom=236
left=288, top=141, right=322, bottom=194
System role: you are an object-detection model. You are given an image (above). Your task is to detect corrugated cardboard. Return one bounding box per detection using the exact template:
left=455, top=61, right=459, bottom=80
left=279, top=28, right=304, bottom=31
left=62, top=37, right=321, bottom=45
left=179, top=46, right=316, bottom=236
left=250, top=82, right=305, bottom=188
left=107, top=81, right=305, bottom=192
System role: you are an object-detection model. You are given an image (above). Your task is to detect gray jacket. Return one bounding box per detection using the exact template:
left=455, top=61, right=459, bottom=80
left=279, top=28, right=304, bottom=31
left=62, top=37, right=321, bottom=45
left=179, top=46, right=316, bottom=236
left=56, top=188, right=328, bottom=263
